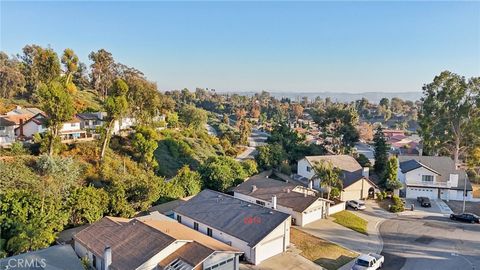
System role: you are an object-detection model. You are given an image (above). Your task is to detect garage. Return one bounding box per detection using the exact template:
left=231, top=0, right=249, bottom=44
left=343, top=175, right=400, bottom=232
left=301, top=206, right=326, bottom=226
left=406, top=187, right=438, bottom=199
left=254, top=235, right=285, bottom=263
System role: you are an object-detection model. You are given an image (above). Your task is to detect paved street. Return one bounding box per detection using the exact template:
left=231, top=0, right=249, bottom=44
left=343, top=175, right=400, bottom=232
left=380, top=215, right=480, bottom=270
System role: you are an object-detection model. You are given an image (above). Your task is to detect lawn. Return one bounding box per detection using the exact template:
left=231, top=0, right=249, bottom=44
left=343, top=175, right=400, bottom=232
left=331, top=210, right=368, bottom=235
left=291, top=228, right=357, bottom=270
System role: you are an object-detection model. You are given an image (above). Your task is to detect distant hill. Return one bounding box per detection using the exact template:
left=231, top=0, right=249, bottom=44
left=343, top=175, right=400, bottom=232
left=220, top=91, right=423, bottom=103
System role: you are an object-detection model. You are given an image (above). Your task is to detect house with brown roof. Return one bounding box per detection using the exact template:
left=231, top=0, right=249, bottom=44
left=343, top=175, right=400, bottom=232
left=73, top=214, right=242, bottom=270
left=0, top=111, right=37, bottom=146
left=233, top=175, right=333, bottom=226
left=297, top=155, right=379, bottom=201
left=15, top=113, right=87, bottom=141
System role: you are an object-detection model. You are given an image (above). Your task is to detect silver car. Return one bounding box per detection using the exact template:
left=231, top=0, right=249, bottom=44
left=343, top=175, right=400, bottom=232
left=347, top=200, right=367, bottom=210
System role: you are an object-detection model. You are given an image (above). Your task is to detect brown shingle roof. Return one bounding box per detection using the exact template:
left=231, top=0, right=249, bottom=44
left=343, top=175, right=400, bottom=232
left=233, top=177, right=323, bottom=212
left=158, top=242, right=214, bottom=269
left=74, top=217, right=176, bottom=270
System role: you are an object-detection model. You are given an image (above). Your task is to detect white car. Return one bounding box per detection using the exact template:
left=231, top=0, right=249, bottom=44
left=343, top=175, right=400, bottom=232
left=347, top=200, right=366, bottom=210
left=351, top=253, right=384, bottom=270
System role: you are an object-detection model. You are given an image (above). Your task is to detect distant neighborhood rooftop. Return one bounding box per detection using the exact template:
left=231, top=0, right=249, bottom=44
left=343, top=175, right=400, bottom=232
left=174, top=189, right=290, bottom=247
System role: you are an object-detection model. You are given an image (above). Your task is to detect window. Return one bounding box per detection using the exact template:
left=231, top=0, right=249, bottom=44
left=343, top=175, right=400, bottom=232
left=0, top=127, right=5, bottom=131
left=194, top=222, right=198, bottom=231
left=176, top=215, right=182, bottom=223
left=422, top=175, right=434, bottom=182
left=92, top=255, right=96, bottom=268
left=207, top=227, right=213, bottom=237
left=255, top=200, right=265, bottom=206
left=306, top=166, right=311, bottom=172
left=70, top=123, right=76, bottom=127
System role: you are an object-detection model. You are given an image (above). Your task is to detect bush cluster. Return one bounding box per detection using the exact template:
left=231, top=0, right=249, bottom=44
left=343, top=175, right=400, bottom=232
left=389, top=195, right=405, bottom=213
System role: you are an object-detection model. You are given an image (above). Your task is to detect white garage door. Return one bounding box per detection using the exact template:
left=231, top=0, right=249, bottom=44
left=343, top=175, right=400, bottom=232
left=407, top=187, right=437, bottom=199
left=302, top=207, right=325, bottom=226
left=255, top=236, right=285, bottom=264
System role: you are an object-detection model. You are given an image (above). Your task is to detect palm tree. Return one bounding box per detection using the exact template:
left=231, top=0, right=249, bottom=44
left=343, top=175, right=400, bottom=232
left=312, top=160, right=343, bottom=200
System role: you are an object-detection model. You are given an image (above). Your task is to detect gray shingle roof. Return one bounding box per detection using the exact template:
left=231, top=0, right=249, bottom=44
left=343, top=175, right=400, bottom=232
left=173, top=189, right=290, bottom=247
left=233, top=177, right=323, bottom=212
left=398, top=156, right=472, bottom=191
left=0, top=245, right=84, bottom=270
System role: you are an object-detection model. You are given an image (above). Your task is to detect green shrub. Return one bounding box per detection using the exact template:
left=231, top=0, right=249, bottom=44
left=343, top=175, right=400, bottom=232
left=376, top=192, right=384, bottom=201
left=389, top=195, right=404, bottom=213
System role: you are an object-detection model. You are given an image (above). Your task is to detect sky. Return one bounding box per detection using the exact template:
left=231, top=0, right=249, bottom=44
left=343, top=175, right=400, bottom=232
left=1, top=1, right=479, bottom=93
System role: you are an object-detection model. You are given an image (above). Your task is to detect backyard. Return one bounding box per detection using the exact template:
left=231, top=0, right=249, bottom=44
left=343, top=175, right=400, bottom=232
left=290, top=228, right=357, bottom=270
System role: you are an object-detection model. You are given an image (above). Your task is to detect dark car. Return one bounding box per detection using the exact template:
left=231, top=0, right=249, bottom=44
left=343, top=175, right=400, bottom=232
left=417, top=197, right=431, bottom=207
left=450, top=213, right=480, bottom=224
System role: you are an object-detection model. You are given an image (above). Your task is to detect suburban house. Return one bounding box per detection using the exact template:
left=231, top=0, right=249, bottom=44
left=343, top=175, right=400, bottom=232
left=297, top=155, right=379, bottom=201
left=397, top=156, right=473, bottom=201
left=77, top=112, right=106, bottom=137
left=0, top=244, right=84, bottom=270
left=15, top=113, right=87, bottom=141
left=112, top=116, right=136, bottom=135
left=173, top=189, right=291, bottom=265
left=387, top=134, right=422, bottom=156
left=74, top=213, right=242, bottom=270
left=0, top=117, right=17, bottom=146
left=382, top=129, right=405, bottom=139
left=233, top=175, right=335, bottom=227
left=0, top=108, right=42, bottom=146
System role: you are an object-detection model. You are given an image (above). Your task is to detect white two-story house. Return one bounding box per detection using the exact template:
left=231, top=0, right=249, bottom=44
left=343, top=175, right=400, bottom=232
left=398, top=156, right=473, bottom=201
left=15, top=113, right=86, bottom=141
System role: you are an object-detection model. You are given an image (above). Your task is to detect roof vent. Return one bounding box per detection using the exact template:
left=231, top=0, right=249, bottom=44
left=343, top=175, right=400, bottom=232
left=251, top=185, right=257, bottom=192
left=269, top=211, right=274, bottom=214
left=247, top=204, right=252, bottom=207
left=287, top=189, right=291, bottom=193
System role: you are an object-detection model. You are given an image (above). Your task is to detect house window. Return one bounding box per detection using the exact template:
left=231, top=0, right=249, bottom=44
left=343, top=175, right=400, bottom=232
left=176, top=215, right=182, bottom=223
left=422, top=175, right=434, bottom=182
left=71, top=123, right=75, bottom=127
left=194, top=222, right=198, bottom=231
left=255, top=200, right=265, bottom=206
left=306, top=166, right=311, bottom=172
left=207, top=227, right=213, bottom=237
left=0, top=127, right=5, bottom=131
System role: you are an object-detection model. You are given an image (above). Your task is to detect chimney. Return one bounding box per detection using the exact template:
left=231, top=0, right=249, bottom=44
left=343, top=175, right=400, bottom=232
left=362, top=167, right=369, bottom=178
left=103, top=246, right=112, bottom=270
left=272, top=195, right=277, bottom=209
left=251, top=185, right=257, bottom=193
left=449, top=174, right=459, bottom=188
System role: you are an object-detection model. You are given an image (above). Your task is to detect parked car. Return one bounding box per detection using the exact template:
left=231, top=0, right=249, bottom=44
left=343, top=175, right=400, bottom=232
left=351, top=253, right=384, bottom=270
left=347, top=200, right=366, bottom=210
left=450, top=213, right=480, bottom=224
left=417, top=197, right=431, bottom=207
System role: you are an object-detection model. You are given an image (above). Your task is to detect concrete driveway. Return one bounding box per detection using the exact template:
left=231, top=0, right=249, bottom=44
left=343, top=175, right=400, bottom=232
left=380, top=215, right=480, bottom=270
left=239, top=248, right=324, bottom=270
left=402, top=199, right=453, bottom=216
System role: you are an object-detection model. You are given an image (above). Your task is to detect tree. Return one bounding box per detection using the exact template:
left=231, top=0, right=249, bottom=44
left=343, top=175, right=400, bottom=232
left=255, top=143, right=287, bottom=170
left=132, top=126, right=159, bottom=169
left=166, top=111, right=179, bottom=128
left=61, top=48, right=79, bottom=93
left=419, top=71, right=480, bottom=164
left=179, top=105, right=207, bottom=131
left=72, top=62, right=90, bottom=90
left=100, top=78, right=129, bottom=160
left=357, top=122, right=374, bottom=142
left=385, top=156, right=402, bottom=191
left=292, top=104, right=304, bottom=121
left=0, top=52, right=26, bottom=98
left=373, top=126, right=389, bottom=183
left=242, top=159, right=258, bottom=176
left=36, top=80, right=75, bottom=156
left=67, top=186, right=109, bottom=226
left=356, top=153, right=371, bottom=167
left=35, top=47, right=61, bottom=84
left=312, top=160, right=342, bottom=200
left=200, top=156, right=248, bottom=192
left=379, top=98, right=389, bottom=109
left=89, top=49, right=116, bottom=100
left=171, top=165, right=202, bottom=196
left=238, top=117, right=252, bottom=145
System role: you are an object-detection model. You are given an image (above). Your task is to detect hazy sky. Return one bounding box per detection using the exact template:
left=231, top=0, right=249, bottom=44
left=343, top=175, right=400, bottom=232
left=1, top=1, right=479, bottom=93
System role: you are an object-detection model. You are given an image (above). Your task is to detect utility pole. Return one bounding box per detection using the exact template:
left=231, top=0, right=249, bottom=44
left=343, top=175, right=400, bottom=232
left=462, top=175, right=467, bottom=213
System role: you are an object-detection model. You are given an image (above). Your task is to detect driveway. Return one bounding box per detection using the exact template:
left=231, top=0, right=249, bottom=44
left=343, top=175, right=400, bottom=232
left=401, top=199, right=453, bottom=216
left=380, top=215, right=480, bottom=270
left=239, top=248, right=324, bottom=270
